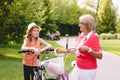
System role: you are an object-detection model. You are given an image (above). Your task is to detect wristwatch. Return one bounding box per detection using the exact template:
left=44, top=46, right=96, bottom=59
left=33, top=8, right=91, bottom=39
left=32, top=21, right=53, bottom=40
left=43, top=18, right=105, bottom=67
left=88, top=48, right=92, bottom=53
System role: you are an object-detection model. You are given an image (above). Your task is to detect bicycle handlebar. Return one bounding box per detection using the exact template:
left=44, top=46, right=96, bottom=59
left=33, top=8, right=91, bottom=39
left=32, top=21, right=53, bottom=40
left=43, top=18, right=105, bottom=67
left=18, top=48, right=55, bottom=54
left=18, top=48, right=75, bottom=56
left=18, top=50, right=34, bottom=54
left=42, top=49, right=54, bottom=53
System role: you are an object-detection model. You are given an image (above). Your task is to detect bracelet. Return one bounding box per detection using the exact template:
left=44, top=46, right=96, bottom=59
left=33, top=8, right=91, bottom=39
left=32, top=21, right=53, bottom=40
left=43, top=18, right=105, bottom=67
left=88, top=48, right=92, bottom=53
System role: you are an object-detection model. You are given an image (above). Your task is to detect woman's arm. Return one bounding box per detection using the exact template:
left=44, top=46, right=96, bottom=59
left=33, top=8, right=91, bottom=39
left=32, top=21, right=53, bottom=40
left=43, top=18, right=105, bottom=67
left=89, top=49, right=102, bottom=59
left=56, top=48, right=76, bottom=53
left=21, top=40, right=39, bottom=54
left=40, top=39, right=52, bottom=52
left=78, top=46, right=103, bottom=59
left=21, top=40, right=33, bottom=50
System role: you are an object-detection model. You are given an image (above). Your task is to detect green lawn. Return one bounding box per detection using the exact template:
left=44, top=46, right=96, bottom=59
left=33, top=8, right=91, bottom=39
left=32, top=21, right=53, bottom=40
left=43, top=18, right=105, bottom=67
left=0, top=39, right=120, bottom=80
left=100, top=40, right=120, bottom=56
left=0, top=40, right=75, bottom=80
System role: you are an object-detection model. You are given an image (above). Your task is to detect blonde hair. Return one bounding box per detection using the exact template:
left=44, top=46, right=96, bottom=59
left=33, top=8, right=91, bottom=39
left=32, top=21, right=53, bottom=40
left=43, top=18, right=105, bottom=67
left=79, top=14, right=96, bottom=32
left=25, top=26, right=40, bottom=42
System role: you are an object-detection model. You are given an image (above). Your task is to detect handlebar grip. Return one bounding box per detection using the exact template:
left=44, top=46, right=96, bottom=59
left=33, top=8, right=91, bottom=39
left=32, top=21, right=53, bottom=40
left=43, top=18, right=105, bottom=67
left=18, top=50, right=34, bottom=54
left=42, top=49, right=54, bottom=53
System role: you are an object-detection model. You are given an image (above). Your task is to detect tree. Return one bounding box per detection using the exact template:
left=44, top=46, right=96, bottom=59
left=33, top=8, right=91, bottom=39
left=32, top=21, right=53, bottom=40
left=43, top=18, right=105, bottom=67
left=66, top=0, right=82, bottom=25
left=0, top=0, right=13, bottom=46
left=53, top=0, right=82, bottom=25
left=5, top=0, right=47, bottom=43
left=116, top=17, right=120, bottom=32
left=97, top=0, right=117, bottom=33
left=42, top=0, right=58, bottom=33
left=82, top=0, right=101, bottom=16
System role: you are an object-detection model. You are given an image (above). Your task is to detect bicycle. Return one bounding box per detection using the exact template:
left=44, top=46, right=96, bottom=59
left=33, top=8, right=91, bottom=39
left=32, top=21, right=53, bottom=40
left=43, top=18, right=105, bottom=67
left=18, top=48, right=70, bottom=80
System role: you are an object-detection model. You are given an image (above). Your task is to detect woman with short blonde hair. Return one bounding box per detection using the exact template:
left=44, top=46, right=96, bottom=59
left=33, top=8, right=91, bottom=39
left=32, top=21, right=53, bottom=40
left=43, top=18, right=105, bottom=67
left=57, top=14, right=102, bottom=80
left=79, top=14, right=96, bottom=32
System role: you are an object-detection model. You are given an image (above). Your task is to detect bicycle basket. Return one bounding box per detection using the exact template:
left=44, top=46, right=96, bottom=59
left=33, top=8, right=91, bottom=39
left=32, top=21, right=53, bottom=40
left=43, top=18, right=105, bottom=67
left=45, top=56, right=64, bottom=76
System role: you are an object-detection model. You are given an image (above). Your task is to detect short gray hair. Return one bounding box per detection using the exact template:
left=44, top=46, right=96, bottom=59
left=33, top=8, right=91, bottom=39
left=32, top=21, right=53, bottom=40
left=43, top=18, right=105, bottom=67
left=79, top=14, right=96, bottom=32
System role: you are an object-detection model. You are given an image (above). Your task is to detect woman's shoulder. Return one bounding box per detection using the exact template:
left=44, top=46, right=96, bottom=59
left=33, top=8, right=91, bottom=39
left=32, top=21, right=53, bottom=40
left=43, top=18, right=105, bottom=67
left=90, top=33, right=100, bottom=42
left=91, top=33, right=99, bottom=38
left=37, top=38, right=41, bottom=41
left=38, top=38, right=45, bottom=42
left=38, top=37, right=43, bottom=40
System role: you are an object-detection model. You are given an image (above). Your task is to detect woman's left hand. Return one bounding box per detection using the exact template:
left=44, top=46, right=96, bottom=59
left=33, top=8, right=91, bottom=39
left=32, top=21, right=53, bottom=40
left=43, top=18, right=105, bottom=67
left=56, top=48, right=65, bottom=53
left=32, top=48, right=40, bottom=56
left=78, top=46, right=89, bottom=52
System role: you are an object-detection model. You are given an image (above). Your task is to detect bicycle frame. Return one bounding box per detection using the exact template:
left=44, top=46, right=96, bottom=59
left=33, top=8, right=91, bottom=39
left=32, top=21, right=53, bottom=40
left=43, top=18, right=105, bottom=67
left=33, top=65, right=47, bottom=80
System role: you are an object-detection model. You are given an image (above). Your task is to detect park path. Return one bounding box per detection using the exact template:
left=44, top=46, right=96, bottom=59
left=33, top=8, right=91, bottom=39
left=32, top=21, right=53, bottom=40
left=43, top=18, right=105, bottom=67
left=55, top=36, right=120, bottom=80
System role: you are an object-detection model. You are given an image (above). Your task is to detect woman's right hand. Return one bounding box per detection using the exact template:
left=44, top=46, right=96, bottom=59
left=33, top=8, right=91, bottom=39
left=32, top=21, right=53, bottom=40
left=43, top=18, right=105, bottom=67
left=31, top=47, right=40, bottom=56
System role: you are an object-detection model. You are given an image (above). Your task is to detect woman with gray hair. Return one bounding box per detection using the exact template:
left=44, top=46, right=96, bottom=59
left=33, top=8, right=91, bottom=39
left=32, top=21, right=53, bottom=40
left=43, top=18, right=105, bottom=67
left=57, top=14, right=103, bottom=80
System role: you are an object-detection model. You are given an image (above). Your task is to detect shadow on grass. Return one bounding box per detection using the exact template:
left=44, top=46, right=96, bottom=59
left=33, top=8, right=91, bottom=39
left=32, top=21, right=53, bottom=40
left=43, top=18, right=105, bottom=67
left=0, top=54, right=22, bottom=61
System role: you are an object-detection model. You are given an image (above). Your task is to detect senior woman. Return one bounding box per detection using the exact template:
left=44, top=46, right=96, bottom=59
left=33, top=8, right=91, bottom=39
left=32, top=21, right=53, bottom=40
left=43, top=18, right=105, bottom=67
left=57, top=14, right=103, bottom=80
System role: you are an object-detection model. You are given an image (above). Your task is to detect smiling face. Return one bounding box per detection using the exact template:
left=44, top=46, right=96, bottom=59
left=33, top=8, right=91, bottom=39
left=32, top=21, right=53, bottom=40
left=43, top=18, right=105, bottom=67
left=31, top=27, right=39, bottom=38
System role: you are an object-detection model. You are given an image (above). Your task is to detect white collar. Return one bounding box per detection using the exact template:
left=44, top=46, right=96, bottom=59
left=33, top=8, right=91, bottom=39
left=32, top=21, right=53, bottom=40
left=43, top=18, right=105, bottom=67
left=85, top=31, right=93, bottom=39
left=81, top=31, right=93, bottom=39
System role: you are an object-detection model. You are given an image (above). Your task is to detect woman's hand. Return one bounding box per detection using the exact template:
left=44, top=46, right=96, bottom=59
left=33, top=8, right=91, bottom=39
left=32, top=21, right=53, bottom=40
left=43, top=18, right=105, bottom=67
left=56, top=48, right=66, bottom=53
left=56, top=48, right=76, bottom=53
left=67, top=48, right=76, bottom=53
left=31, top=47, right=40, bottom=56
left=78, top=46, right=89, bottom=52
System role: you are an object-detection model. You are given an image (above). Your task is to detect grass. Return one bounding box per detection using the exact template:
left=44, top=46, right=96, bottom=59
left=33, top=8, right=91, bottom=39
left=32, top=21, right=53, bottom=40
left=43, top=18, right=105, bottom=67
left=0, top=40, right=76, bottom=80
left=0, top=39, right=120, bottom=80
left=0, top=57, right=23, bottom=80
left=100, top=40, right=120, bottom=56
left=0, top=43, right=23, bottom=80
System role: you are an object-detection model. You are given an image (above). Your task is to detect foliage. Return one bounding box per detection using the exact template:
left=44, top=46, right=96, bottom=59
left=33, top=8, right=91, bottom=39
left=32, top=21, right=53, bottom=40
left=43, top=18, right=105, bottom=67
left=99, top=33, right=120, bottom=40
left=53, top=0, right=79, bottom=24
left=0, top=0, right=58, bottom=45
left=83, top=0, right=100, bottom=14
left=1, top=0, right=119, bottom=46
left=0, top=0, right=13, bottom=46
left=116, top=17, right=120, bottom=32
left=58, top=24, right=79, bottom=35
left=41, top=0, right=58, bottom=36
left=97, top=0, right=117, bottom=34
left=99, top=33, right=115, bottom=40
left=53, top=0, right=95, bottom=35
left=114, top=33, right=120, bottom=40
left=6, top=0, right=47, bottom=43
left=0, top=26, right=8, bottom=47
